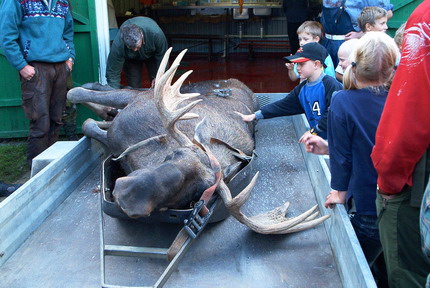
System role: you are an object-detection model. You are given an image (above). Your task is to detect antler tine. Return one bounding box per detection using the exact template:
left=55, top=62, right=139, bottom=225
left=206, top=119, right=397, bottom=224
left=155, top=47, right=172, bottom=83
left=170, top=70, right=200, bottom=110
left=154, top=50, right=202, bottom=147
left=165, top=49, right=189, bottom=87
left=217, top=174, right=330, bottom=234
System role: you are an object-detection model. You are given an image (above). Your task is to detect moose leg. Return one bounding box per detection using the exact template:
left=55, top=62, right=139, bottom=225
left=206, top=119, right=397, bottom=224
left=82, top=119, right=110, bottom=147
left=67, top=87, right=138, bottom=109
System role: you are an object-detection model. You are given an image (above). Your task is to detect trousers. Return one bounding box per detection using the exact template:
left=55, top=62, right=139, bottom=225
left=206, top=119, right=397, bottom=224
left=20, top=62, right=70, bottom=163
left=377, top=190, right=430, bottom=287
left=123, top=57, right=158, bottom=88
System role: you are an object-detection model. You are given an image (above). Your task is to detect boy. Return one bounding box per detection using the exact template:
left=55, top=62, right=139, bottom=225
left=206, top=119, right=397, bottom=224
left=357, top=7, right=388, bottom=33
left=237, top=42, right=343, bottom=140
left=335, top=39, right=359, bottom=82
left=286, top=21, right=336, bottom=82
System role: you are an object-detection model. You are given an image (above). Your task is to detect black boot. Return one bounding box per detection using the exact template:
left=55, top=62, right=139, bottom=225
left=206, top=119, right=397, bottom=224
left=0, top=181, right=22, bottom=197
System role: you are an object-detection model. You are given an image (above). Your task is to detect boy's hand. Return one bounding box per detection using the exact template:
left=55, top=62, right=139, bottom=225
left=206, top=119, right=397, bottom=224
left=234, top=111, right=256, bottom=122
left=299, top=132, right=329, bottom=155
left=285, top=63, right=295, bottom=70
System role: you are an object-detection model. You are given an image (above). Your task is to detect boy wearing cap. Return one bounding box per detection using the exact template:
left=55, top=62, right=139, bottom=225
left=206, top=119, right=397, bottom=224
left=237, top=42, right=342, bottom=140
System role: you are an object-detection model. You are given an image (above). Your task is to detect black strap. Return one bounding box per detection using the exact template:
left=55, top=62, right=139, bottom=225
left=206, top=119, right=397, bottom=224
left=335, top=0, right=347, bottom=24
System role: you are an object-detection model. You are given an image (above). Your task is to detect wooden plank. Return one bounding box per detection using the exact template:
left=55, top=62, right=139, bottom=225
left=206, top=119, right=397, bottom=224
left=0, top=137, right=106, bottom=267
left=292, top=114, right=377, bottom=288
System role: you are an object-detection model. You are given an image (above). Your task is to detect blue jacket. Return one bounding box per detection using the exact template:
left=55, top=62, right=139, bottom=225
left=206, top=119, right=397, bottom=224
left=256, top=73, right=342, bottom=139
left=328, top=87, right=387, bottom=215
left=0, top=0, right=75, bottom=71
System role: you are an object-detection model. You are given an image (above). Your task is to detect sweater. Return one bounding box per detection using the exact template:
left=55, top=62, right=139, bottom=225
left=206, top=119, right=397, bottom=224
left=0, top=0, right=75, bottom=71
left=329, top=87, right=387, bottom=215
left=256, top=73, right=342, bottom=139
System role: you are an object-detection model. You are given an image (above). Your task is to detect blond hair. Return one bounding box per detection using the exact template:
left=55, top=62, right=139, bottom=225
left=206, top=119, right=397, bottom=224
left=297, top=21, right=323, bottom=39
left=358, top=6, right=387, bottom=32
left=344, top=32, right=399, bottom=90
left=394, top=22, right=406, bottom=50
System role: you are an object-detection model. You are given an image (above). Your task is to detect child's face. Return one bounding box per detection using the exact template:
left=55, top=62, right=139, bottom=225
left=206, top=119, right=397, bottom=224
left=337, top=50, right=351, bottom=71
left=368, top=17, right=388, bottom=33
left=298, top=33, right=320, bottom=47
left=296, top=60, right=319, bottom=79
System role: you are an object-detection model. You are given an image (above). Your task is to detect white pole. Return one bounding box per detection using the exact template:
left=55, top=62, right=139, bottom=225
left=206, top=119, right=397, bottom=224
left=94, top=0, right=110, bottom=84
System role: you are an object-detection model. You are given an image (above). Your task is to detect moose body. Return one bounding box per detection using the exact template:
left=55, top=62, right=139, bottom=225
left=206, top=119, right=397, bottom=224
left=68, top=48, right=329, bottom=234
left=106, top=79, right=256, bottom=216
left=109, top=79, right=256, bottom=174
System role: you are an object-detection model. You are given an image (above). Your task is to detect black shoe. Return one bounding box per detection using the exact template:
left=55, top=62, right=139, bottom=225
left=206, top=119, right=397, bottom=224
left=67, top=134, right=80, bottom=141
left=0, top=181, right=22, bottom=197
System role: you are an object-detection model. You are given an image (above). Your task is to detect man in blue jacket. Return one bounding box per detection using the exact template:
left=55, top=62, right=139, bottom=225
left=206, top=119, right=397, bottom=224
left=0, top=0, right=75, bottom=168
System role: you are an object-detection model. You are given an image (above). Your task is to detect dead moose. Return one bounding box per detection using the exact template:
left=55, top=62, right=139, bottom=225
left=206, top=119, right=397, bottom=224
left=67, top=48, right=329, bottom=235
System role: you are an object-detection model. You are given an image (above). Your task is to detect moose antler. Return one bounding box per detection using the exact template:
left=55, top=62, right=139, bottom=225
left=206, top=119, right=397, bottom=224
left=154, top=48, right=202, bottom=146
left=155, top=48, right=330, bottom=234
left=217, top=173, right=330, bottom=234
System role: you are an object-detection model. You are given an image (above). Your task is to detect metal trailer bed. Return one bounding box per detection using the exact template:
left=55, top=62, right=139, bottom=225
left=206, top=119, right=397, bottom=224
left=0, top=94, right=375, bottom=288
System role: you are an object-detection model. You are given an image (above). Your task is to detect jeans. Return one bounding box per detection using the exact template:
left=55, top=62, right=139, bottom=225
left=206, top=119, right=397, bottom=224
left=350, top=213, right=383, bottom=266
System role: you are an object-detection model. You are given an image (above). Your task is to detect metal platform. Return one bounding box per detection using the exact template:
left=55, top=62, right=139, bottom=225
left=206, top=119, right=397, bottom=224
left=0, top=94, right=375, bottom=288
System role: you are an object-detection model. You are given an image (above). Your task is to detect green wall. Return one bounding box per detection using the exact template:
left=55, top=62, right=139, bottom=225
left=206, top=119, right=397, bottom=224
left=388, top=0, right=424, bottom=36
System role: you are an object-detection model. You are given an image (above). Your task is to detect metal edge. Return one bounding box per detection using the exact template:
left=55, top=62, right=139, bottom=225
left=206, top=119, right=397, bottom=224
left=0, top=137, right=106, bottom=267
left=292, top=114, right=377, bottom=288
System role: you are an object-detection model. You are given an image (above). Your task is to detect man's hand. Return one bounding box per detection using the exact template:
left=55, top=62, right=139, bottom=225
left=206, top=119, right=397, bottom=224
left=19, top=65, right=35, bottom=81
left=345, top=31, right=364, bottom=40
left=234, top=111, right=256, bottom=122
left=66, top=59, right=73, bottom=72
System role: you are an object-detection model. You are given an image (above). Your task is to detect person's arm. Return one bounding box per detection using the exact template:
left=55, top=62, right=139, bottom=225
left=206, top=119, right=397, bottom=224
left=259, top=82, right=305, bottom=118
left=325, top=190, right=347, bottom=209
left=106, top=39, right=125, bottom=89
left=327, top=93, right=353, bottom=193
left=345, top=31, right=364, bottom=40
left=316, top=77, right=342, bottom=134
left=0, top=0, right=27, bottom=71
left=324, top=55, right=336, bottom=78
left=286, top=63, right=299, bottom=81
left=153, top=33, right=168, bottom=72
left=299, top=134, right=329, bottom=155
left=63, top=7, right=75, bottom=71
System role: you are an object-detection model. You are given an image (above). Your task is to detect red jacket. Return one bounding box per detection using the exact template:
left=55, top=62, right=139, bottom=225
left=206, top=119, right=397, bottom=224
left=371, top=1, right=430, bottom=195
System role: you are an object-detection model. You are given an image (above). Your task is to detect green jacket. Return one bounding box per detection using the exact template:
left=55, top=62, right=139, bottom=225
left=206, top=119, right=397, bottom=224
left=106, top=17, right=168, bottom=88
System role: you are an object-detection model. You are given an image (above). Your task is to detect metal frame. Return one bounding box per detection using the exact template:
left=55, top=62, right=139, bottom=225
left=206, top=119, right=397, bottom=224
left=99, top=163, right=220, bottom=288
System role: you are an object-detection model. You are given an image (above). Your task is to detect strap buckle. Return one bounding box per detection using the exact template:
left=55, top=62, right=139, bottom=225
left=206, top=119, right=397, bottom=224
left=184, top=200, right=212, bottom=238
